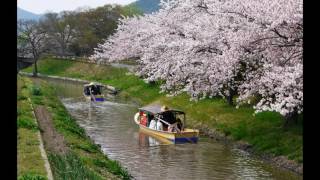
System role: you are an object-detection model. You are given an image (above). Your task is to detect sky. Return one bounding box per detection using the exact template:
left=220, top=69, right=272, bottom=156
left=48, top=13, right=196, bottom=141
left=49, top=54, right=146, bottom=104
left=18, top=0, right=137, bottom=14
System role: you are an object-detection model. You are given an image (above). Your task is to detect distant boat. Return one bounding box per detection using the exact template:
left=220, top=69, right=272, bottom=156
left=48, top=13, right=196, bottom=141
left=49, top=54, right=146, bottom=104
left=83, top=82, right=105, bottom=102
left=134, top=105, right=199, bottom=143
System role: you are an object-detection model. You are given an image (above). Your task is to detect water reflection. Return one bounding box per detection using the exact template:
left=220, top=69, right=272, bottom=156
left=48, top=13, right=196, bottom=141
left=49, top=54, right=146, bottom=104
left=138, top=131, right=172, bottom=147
left=138, top=131, right=160, bottom=147
left=40, top=77, right=301, bottom=180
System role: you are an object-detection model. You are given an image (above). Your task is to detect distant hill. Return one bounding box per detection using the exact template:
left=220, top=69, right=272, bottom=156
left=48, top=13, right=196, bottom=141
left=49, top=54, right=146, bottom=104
left=17, top=7, right=42, bottom=21
left=131, top=0, right=161, bottom=14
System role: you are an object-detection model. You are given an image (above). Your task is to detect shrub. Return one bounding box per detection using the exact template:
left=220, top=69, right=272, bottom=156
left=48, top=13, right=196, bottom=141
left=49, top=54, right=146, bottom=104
left=18, top=95, right=28, bottom=101
left=31, top=86, right=42, bottom=96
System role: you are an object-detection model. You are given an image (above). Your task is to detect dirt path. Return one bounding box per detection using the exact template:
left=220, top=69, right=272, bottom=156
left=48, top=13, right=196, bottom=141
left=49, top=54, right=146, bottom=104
left=34, top=106, right=68, bottom=154
left=27, top=98, right=54, bottom=180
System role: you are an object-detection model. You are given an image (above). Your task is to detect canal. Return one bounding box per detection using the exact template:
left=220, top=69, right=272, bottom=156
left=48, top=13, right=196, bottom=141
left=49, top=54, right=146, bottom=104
left=39, top=77, right=301, bottom=180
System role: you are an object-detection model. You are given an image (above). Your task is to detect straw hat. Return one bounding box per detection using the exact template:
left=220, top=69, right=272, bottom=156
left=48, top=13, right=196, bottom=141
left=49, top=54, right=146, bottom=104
left=161, top=105, right=169, bottom=112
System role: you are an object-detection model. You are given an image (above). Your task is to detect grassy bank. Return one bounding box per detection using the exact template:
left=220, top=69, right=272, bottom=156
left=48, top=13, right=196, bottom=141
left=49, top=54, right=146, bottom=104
left=23, top=57, right=302, bottom=164
left=18, top=75, right=131, bottom=179
left=18, top=76, right=47, bottom=180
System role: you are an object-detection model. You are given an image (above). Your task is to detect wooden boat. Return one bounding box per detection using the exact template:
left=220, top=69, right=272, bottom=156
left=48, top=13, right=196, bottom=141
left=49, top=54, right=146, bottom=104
left=134, top=105, right=199, bottom=143
left=83, top=83, right=105, bottom=102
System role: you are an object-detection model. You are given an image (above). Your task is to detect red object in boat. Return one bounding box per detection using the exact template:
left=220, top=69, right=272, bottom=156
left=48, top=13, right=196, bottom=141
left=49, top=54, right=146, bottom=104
left=140, top=113, right=147, bottom=126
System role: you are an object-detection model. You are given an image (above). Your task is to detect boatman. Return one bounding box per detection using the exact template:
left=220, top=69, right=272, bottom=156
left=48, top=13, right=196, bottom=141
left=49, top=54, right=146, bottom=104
left=160, top=106, right=180, bottom=132
left=89, top=83, right=101, bottom=95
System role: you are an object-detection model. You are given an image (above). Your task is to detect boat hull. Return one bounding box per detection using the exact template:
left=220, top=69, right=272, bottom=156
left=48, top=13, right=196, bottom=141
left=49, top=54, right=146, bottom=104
left=84, top=95, right=105, bottom=102
left=134, top=114, right=199, bottom=143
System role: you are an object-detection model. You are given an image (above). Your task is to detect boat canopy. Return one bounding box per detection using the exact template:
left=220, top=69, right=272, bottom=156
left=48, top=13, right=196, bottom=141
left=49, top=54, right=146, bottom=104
left=139, top=104, right=185, bottom=115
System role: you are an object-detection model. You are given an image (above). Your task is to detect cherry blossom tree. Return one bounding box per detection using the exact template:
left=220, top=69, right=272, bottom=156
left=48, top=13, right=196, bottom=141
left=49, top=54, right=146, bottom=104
left=91, top=0, right=303, bottom=122
left=237, top=21, right=303, bottom=124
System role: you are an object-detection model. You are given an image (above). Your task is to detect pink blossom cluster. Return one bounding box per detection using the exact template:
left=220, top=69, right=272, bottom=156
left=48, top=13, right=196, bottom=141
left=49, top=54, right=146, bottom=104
left=91, top=0, right=303, bottom=117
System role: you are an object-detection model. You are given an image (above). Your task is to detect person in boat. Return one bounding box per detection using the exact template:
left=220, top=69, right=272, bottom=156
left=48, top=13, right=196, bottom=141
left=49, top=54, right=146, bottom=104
left=84, top=86, right=91, bottom=96
left=86, top=83, right=101, bottom=96
left=147, top=113, right=154, bottom=127
left=159, top=106, right=180, bottom=132
left=149, top=115, right=163, bottom=131
left=149, top=118, right=157, bottom=130
left=156, top=119, right=163, bottom=131
left=176, top=118, right=183, bottom=131
left=91, top=85, right=101, bottom=95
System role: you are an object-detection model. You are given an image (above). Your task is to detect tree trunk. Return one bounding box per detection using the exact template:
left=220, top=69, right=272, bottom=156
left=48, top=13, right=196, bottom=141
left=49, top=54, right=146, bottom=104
left=283, top=110, right=299, bottom=128
left=62, top=47, right=65, bottom=57
left=61, top=43, right=66, bottom=57
left=33, top=60, right=38, bottom=77
left=226, top=88, right=236, bottom=106
left=226, top=94, right=234, bottom=106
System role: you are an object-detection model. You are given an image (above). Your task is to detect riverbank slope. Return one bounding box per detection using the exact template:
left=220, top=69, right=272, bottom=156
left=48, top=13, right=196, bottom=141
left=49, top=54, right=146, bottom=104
left=23, top=57, right=303, bottom=174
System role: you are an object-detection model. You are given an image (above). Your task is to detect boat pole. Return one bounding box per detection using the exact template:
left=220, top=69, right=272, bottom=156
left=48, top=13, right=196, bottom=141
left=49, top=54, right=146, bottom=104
left=89, top=86, right=96, bottom=102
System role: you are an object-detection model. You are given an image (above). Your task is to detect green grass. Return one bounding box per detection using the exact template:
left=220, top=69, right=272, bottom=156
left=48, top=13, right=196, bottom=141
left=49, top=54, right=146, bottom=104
left=24, top=57, right=75, bottom=76
left=18, top=172, right=47, bottom=180
left=17, top=116, right=39, bottom=130
left=47, top=152, right=101, bottom=180
left=22, top=76, right=131, bottom=179
left=17, top=76, right=47, bottom=179
left=22, top=57, right=303, bottom=164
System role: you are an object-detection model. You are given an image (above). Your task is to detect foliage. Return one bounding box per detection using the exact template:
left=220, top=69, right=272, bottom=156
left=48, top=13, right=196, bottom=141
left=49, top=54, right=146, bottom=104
left=91, top=0, right=303, bottom=120
left=38, top=4, right=141, bottom=57
left=39, top=12, right=78, bottom=56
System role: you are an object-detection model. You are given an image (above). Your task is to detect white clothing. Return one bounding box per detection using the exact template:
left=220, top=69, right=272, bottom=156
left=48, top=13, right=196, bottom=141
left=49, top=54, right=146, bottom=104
left=156, top=121, right=163, bottom=131
left=149, top=120, right=157, bottom=130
